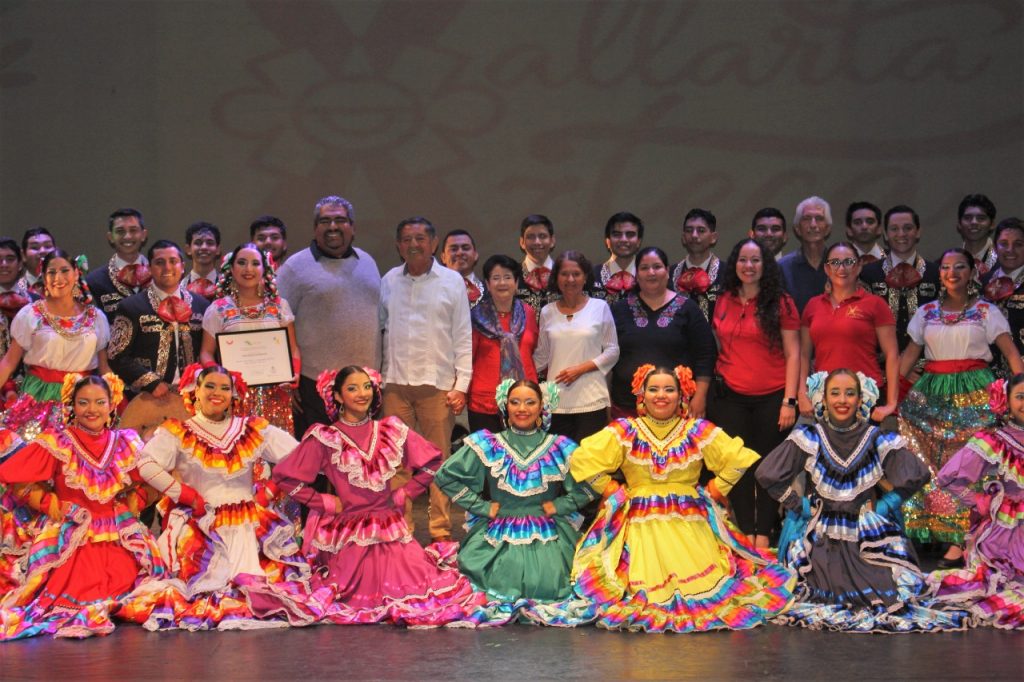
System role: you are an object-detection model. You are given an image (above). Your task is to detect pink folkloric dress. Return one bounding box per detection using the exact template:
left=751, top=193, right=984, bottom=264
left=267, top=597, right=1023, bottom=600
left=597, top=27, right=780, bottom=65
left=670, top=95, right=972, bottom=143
left=273, top=416, right=486, bottom=626
left=927, top=425, right=1024, bottom=629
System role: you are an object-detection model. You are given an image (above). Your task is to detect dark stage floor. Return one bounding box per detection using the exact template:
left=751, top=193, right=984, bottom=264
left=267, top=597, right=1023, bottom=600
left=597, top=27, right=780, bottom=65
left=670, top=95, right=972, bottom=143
left=2, top=620, right=1021, bottom=681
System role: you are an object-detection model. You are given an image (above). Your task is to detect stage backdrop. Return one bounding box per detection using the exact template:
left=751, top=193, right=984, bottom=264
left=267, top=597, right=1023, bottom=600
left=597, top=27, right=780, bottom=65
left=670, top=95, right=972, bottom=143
left=1, top=0, right=1021, bottom=270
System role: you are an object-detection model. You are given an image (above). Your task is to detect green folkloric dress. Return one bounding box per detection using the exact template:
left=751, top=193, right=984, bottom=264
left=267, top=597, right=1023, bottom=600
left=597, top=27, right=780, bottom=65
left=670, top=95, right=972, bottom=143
left=435, top=428, right=596, bottom=604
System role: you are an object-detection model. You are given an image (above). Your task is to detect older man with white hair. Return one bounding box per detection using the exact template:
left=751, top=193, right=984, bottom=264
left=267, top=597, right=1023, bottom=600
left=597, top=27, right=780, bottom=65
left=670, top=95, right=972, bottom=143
left=779, top=196, right=832, bottom=313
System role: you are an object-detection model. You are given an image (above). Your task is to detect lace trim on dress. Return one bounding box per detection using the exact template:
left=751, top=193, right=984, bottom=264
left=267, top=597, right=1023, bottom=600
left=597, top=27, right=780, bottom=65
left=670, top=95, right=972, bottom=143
left=309, top=418, right=409, bottom=492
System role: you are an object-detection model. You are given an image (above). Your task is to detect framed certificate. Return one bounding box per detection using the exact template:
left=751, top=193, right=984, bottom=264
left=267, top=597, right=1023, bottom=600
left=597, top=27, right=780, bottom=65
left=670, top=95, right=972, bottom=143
left=216, top=328, right=293, bottom=387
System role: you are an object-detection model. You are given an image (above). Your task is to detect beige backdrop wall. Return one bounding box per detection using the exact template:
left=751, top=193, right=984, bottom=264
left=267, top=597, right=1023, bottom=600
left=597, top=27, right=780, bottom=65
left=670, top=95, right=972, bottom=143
left=1, top=0, right=1021, bottom=271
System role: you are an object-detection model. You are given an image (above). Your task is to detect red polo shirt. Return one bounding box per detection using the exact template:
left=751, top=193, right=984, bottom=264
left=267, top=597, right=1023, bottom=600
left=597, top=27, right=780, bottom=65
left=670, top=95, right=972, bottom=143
left=713, top=291, right=800, bottom=395
left=802, top=290, right=895, bottom=383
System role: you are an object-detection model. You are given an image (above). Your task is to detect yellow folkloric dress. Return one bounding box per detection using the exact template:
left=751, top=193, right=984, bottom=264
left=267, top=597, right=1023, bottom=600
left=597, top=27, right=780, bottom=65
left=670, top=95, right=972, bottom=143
left=566, top=415, right=795, bottom=632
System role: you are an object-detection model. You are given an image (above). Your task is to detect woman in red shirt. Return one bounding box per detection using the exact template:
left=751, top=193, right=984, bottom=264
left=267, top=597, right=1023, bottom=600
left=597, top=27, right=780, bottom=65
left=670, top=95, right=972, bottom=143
left=798, top=242, right=899, bottom=420
left=710, top=239, right=800, bottom=548
left=467, top=254, right=538, bottom=433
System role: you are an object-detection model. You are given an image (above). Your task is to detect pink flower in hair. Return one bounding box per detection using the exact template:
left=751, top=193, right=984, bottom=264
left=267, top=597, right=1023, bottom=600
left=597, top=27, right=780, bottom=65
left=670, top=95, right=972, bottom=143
left=988, top=378, right=1008, bottom=418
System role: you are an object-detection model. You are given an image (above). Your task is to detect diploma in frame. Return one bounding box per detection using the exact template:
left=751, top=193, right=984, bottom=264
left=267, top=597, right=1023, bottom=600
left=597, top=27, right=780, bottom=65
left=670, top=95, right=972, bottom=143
left=216, top=328, right=293, bottom=387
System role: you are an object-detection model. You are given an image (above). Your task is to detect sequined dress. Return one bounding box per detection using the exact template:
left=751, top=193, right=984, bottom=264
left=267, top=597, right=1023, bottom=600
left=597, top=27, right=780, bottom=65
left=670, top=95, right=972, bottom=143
left=899, top=299, right=1007, bottom=544
left=434, top=428, right=596, bottom=622
left=561, top=416, right=795, bottom=632
left=0, top=426, right=165, bottom=640
left=927, top=426, right=1024, bottom=629
left=119, top=414, right=328, bottom=630
left=203, top=296, right=296, bottom=435
left=757, top=422, right=971, bottom=632
left=272, top=417, right=486, bottom=626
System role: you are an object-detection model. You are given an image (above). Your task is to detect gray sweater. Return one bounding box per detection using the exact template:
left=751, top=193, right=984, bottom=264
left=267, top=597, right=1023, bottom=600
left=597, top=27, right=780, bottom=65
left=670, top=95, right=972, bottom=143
left=277, top=246, right=382, bottom=377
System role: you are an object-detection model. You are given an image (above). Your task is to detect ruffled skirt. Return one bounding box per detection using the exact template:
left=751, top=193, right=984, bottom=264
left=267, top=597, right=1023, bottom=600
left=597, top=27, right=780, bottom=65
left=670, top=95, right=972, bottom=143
left=304, top=507, right=487, bottom=627
left=0, top=504, right=166, bottom=640
left=546, top=485, right=795, bottom=633
left=118, top=498, right=329, bottom=631
left=776, top=502, right=973, bottom=632
left=926, top=484, right=1024, bottom=629
left=899, top=367, right=994, bottom=544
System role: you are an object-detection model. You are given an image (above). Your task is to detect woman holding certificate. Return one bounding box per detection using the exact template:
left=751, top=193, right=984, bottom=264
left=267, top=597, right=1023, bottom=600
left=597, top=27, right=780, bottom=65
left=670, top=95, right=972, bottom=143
left=200, top=244, right=300, bottom=435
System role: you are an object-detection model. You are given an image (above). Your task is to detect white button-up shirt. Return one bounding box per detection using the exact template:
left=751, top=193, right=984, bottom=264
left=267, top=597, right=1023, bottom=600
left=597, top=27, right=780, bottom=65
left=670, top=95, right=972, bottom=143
left=379, top=258, right=472, bottom=392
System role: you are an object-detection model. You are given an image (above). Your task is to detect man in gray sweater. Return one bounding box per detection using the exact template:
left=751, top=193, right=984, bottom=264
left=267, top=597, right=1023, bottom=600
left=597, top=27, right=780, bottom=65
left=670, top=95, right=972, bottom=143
left=277, top=195, right=382, bottom=436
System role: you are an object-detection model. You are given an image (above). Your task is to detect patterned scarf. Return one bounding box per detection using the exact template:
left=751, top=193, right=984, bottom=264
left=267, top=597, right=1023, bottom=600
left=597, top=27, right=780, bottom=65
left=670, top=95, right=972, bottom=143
left=471, top=294, right=528, bottom=381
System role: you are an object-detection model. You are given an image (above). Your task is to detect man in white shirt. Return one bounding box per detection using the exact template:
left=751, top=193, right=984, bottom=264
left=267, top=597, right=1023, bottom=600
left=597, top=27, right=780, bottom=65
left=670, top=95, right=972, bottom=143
left=380, top=217, right=472, bottom=542
left=845, top=201, right=886, bottom=264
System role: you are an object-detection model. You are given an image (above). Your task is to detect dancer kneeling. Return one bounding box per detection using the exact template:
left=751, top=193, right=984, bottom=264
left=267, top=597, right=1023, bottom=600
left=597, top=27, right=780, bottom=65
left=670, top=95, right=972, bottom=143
left=0, top=373, right=165, bottom=640
left=120, top=363, right=327, bottom=631
left=272, top=366, right=485, bottom=626
left=564, top=364, right=795, bottom=633
left=926, top=375, right=1024, bottom=629
left=756, top=369, right=972, bottom=632
left=434, top=378, right=597, bottom=624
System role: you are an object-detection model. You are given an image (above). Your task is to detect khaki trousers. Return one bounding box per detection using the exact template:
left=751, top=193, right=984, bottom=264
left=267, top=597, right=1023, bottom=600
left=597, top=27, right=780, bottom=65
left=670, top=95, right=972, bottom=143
left=382, top=383, right=454, bottom=539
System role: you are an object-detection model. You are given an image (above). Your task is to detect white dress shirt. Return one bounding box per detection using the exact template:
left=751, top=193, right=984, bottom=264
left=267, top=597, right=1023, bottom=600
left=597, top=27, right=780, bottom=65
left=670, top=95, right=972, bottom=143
left=380, top=258, right=472, bottom=393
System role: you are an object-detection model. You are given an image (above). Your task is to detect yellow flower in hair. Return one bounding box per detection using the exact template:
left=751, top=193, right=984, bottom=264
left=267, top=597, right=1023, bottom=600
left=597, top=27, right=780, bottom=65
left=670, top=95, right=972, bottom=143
left=60, top=372, right=86, bottom=407
left=102, top=372, right=125, bottom=408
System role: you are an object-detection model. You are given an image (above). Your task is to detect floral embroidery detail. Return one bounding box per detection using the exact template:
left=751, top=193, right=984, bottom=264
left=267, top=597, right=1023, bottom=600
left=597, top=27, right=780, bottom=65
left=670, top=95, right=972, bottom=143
left=626, top=293, right=685, bottom=330
left=211, top=296, right=285, bottom=325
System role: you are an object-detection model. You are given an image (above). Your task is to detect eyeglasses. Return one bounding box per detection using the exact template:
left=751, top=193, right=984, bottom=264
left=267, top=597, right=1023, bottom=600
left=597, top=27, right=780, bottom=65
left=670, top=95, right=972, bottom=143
left=825, top=258, right=858, bottom=268
left=317, top=216, right=351, bottom=226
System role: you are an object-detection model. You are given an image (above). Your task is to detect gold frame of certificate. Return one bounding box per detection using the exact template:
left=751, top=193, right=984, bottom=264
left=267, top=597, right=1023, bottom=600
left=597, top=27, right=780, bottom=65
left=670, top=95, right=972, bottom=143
left=216, top=328, right=293, bottom=387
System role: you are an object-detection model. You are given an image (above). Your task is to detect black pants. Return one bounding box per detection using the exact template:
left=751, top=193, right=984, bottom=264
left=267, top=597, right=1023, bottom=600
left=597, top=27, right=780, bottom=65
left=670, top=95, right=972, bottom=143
left=708, top=384, right=789, bottom=537
left=468, top=410, right=504, bottom=434
left=548, top=408, right=609, bottom=445
left=294, top=374, right=331, bottom=438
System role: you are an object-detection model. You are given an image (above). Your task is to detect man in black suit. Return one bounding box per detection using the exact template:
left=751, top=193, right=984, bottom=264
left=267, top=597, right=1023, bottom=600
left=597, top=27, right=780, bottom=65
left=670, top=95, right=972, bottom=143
left=86, top=208, right=151, bottom=319
left=108, top=239, right=209, bottom=397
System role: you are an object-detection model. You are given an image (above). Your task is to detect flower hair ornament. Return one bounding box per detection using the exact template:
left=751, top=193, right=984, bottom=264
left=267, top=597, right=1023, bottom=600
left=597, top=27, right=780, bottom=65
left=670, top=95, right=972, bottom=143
left=806, top=370, right=878, bottom=423
left=60, top=372, right=125, bottom=425
left=495, top=377, right=560, bottom=431
left=215, top=245, right=280, bottom=303
left=631, top=364, right=696, bottom=417
left=178, top=362, right=247, bottom=415
left=988, top=378, right=1009, bottom=420
left=317, top=367, right=383, bottom=421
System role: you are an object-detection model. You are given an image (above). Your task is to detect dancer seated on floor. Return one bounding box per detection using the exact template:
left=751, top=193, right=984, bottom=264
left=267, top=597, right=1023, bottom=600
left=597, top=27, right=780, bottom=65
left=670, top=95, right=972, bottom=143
left=756, top=369, right=973, bottom=632
left=119, top=363, right=329, bottom=631
left=434, top=378, right=597, bottom=623
left=0, top=373, right=165, bottom=641
left=927, top=375, right=1024, bottom=630
left=272, top=366, right=486, bottom=626
left=560, top=364, right=795, bottom=633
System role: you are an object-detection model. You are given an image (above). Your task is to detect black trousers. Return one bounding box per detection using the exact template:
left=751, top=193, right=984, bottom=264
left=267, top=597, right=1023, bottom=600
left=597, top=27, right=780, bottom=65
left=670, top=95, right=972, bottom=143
left=548, top=408, right=609, bottom=445
left=707, top=384, right=789, bottom=537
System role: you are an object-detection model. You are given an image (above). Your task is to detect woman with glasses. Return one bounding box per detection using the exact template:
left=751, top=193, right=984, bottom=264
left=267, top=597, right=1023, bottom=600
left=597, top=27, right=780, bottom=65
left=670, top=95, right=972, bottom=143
left=466, top=255, right=539, bottom=433
left=798, top=242, right=899, bottom=422
left=897, top=248, right=1023, bottom=568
